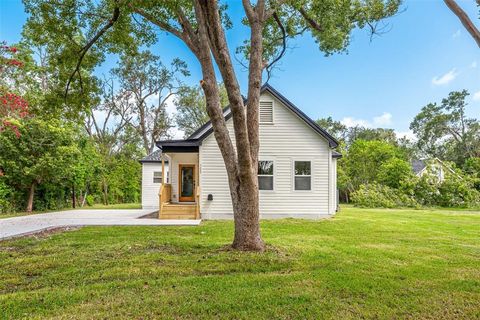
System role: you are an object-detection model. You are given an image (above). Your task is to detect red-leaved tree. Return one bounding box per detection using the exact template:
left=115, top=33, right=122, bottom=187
left=0, top=42, right=29, bottom=137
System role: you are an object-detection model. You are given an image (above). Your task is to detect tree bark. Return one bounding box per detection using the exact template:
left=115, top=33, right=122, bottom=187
left=194, top=0, right=265, bottom=251
left=444, top=0, right=480, bottom=48
left=72, top=183, right=76, bottom=209
left=26, top=181, right=36, bottom=213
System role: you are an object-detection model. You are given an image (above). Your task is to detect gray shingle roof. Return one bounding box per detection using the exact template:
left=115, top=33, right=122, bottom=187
left=140, top=150, right=166, bottom=163
left=411, top=159, right=426, bottom=174
left=332, top=151, right=342, bottom=158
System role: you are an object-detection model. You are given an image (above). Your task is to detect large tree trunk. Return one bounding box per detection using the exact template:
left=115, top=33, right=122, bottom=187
left=194, top=0, right=265, bottom=251
left=26, top=181, right=36, bottom=213
left=231, top=177, right=263, bottom=251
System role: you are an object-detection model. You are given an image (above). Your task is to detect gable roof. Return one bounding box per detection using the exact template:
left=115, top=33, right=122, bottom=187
left=157, top=84, right=338, bottom=150
left=411, top=158, right=456, bottom=175
left=411, top=159, right=426, bottom=175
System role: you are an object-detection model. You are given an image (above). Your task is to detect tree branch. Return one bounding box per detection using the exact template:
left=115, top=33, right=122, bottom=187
left=444, top=0, right=480, bottom=48
left=265, top=12, right=287, bottom=81
left=298, top=7, right=322, bottom=32
left=65, top=3, right=120, bottom=99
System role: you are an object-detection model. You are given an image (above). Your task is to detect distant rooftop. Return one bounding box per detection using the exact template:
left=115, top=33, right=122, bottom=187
left=411, top=159, right=426, bottom=174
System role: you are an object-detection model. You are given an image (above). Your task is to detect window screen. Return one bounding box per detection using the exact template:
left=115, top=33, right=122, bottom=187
left=294, top=161, right=311, bottom=190
left=258, top=160, right=274, bottom=190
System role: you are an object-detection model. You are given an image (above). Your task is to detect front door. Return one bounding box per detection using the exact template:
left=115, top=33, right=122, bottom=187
left=179, top=164, right=195, bottom=202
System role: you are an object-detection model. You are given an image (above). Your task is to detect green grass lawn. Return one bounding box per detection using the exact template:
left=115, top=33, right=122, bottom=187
left=0, top=203, right=141, bottom=219
left=83, top=203, right=142, bottom=210
left=1, top=207, right=479, bottom=319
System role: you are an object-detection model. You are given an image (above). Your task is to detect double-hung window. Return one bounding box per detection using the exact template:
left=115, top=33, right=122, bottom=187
left=294, top=161, right=311, bottom=190
left=153, top=171, right=163, bottom=184
left=258, top=160, right=274, bottom=190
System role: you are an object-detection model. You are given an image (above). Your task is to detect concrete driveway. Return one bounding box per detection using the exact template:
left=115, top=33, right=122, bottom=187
left=0, top=209, right=201, bottom=240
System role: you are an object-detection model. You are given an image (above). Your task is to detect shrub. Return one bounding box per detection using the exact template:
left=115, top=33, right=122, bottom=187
left=437, top=175, right=480, bottom=208
left=377, top=157, right=413, bottom=189
left=0, top=179, right=13, bottom=213
left=352, top=183, right=418, bottom=208
left=85, top=194, right=95, bottom=206
left=400, top=175, right=439, bottom=207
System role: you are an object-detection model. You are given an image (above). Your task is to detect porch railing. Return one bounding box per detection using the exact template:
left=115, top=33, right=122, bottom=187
left=159, top=183, right=171, bottom=216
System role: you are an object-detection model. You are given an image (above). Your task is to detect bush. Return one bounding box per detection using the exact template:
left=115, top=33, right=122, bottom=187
left=85, top=194, right=95, bottom=206
left=352, top=183, right=418, bottom=208
left=437, top=175, right=480, bottom=208
left=0, top=179, right=13, bottom=213
left=377, top=158, right=413, bottom=189
left=400, top=175, right=438, bottom=207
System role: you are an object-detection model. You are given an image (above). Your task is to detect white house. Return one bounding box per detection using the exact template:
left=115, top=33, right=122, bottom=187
left=411, top=158, right=455, bottom=182
left=140, top=150, right=169, bottom=209
left=141, top=84, right=341, bottom=219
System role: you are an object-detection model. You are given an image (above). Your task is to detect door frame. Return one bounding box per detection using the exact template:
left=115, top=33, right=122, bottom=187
left=178, top=164, right=196, bottom=202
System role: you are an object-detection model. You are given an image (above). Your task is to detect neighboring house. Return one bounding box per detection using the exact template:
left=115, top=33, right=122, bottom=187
left=140, top=150, right=169, bottom=209
left=144, top=84, right=341, bottom=219
left=411, top=158, right=455, bottom=182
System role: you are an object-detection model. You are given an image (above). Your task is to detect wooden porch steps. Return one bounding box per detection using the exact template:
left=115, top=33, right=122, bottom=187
left=160, top=203, right=197, bottom=220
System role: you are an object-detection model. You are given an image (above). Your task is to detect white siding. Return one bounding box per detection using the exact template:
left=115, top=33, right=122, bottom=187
left=199, top=91, right=334, bottom=219
left=141, top=163, right=169, bottom=209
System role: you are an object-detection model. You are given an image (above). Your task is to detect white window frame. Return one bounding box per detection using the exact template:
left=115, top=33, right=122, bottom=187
left=259, top=100, right=274, bottom=125
left=153, top=171, right=163, bottom=184
left=258, top=159, right=275, bottom=192
left=292, top=160, right=313, bottom=191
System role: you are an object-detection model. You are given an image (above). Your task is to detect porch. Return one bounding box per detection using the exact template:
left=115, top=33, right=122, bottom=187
left=157, top=142, right=201, bottom=219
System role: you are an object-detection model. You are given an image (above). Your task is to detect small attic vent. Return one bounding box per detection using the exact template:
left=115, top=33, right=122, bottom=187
left=259, top=101, right=273, bottom=124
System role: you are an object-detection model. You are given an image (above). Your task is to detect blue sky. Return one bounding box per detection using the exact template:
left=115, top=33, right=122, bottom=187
left=1, top=0, right=479, bottom=138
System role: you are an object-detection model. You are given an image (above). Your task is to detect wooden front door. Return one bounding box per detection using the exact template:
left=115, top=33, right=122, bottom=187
left=179, top=164, right=195, bottom=202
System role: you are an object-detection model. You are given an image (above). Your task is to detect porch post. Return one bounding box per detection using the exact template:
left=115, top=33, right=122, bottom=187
left=161, top=158, right=165, bottom=184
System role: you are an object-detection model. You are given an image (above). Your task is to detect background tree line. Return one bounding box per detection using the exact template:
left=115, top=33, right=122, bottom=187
left=318, top=90, right=480, bottom=208
left=2, top=43, right=479, bottom=213
left=0, top=38, right=227, bottom=213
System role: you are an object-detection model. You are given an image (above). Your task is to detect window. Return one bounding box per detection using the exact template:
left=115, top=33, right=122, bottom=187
left=259, top=101, right=273, bottom=123
left=153, top=171, right=163, bottom=184
left=258, top=160, right=274, bottom=190
left=294, top=161, right=311, bottom=190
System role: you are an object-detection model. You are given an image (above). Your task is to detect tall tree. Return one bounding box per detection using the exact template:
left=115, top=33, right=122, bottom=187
left=24, top=0, right=401, bottom=251
left=345, top=139, right=406, bottom=189
left=410, top=90, right=480, bottom=165
left=316, top=117, right=348, bottom=142
left=112, top=51, right=188, bottom=154
left=0, top=118, right=80, bottom=212
left=175, top=83, right=228, bottom=137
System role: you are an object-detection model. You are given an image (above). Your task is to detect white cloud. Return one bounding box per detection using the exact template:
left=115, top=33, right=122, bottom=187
left=341, top=112, right=394, bottom=128
left=432, top=68, right=458, bottom=86
left=340, top=117, right=372, bottom=128
left=471, top=61, right=477, bottom=69
left=373, top=112, right=392, bottom=126
left=396, top=130, right=416, bottom=141
left=452, top=29, right=461, bottom=38
left=473, top=90, right=480, bottom=101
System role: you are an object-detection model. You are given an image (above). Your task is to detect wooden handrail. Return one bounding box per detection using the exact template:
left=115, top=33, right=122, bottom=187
left=195, top=185, right=200, bottom=219
left=159, top=183, right=171, bottom=218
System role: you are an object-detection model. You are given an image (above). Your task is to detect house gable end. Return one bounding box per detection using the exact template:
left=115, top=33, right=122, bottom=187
left=186, top=84, right=338, bottom=148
